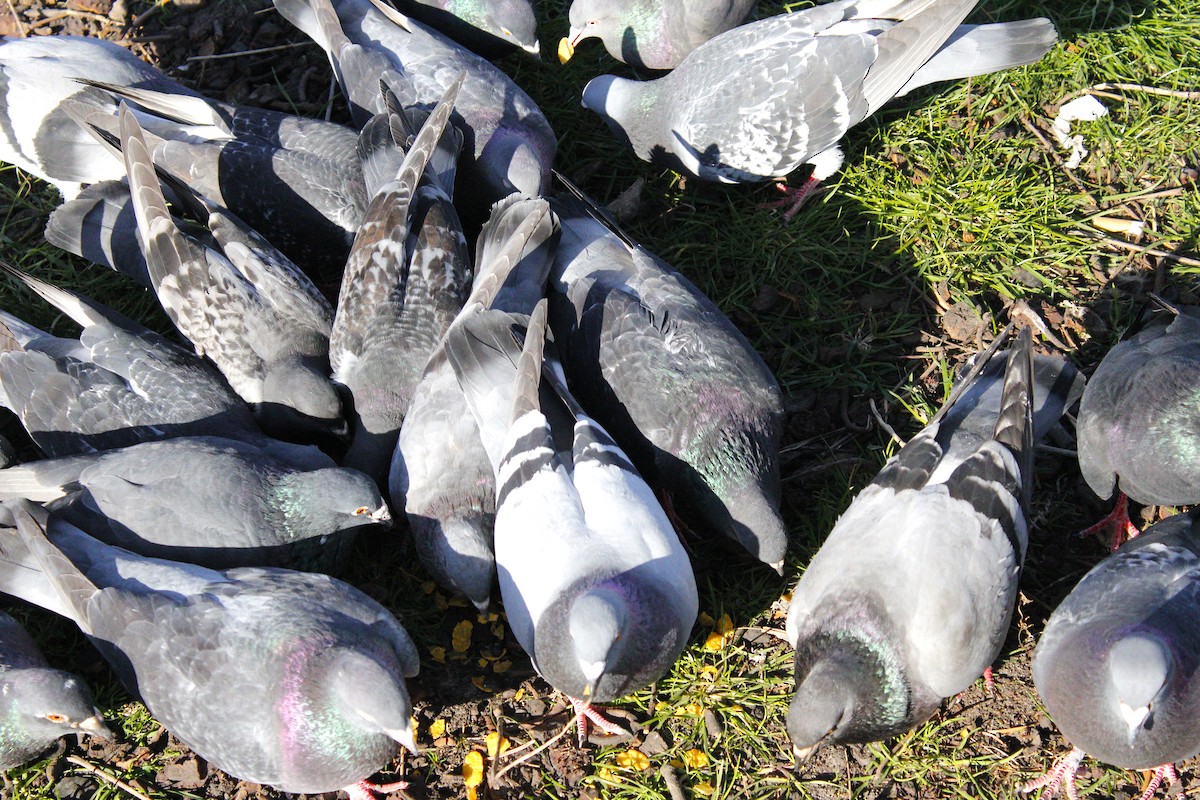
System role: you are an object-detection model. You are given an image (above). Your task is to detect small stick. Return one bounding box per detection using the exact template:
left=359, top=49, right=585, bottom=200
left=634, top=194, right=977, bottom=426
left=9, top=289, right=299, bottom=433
left=187, top=42, right=309, bottom=62
left=1076, top=229, right=1200, bottom=268
left=3, top=0, right=28, bottom=36
left=868, top=398, right=904, bottom=447
left=129, top=0, right=167, bottom=29
left=493, top=708, right=581, bottom=781
left=64, top=756, right=154, bottom=800
left=1088, top=83, right=1200, bottom=101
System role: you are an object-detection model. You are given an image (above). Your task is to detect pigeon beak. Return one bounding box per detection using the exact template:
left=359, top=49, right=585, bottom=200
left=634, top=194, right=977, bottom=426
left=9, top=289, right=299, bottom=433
left=557, top=36, right=575, bottom=64
left=1119, top=700, right=1151, bottom=745
left=769, top=559, right=785, bottom=577
left=793, top=742, right=819, bottom=763
left=523, top=40, right=543, bottom=59
left=371, top=505, right=393, bottom=526
left=77, top=713, right=113, bottom=740
left=386, top=725, right=418, bottom=755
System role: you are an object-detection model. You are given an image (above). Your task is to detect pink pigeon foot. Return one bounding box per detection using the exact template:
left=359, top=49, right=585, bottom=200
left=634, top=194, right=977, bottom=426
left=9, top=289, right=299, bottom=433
left=758, top=177, right=822, bottom=221
left=1020, top=747, right=1085, bottom=800
left=344, top=778, right=410, bottom=800
left=1078, top=492, right=1141, bottom=551
left=570, top=697, right=626, bottom=745
left=1137, top=763, right=1183, bottom=800
left=983, top=665, right=995, bottom=694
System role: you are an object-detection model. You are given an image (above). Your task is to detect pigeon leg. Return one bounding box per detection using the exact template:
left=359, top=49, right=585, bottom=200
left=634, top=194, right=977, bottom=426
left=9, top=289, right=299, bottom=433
left=570, top=697, right=626, bottom=745
left=1078, top=492, right=1141, bottom=551
left=344, top=779, right=410, bottom=800
left=1138, top=763, right=1184, bottom=800
left=1019, top=748, right=1084, bottom=800
left=983, top=665, right=995, bottom=694
left=758, top=178, right=823, bottom=221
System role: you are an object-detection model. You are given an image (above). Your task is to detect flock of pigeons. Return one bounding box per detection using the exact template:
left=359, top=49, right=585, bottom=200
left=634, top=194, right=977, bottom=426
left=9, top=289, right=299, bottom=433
left=0, top=0, right=1195, bottom=798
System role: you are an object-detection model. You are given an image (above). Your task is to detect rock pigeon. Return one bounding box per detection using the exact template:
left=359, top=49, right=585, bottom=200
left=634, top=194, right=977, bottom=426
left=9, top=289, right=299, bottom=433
left=0, top=262, right=331, bottom=469
left=0, top=609, right=110, bottom=771
left=0, top=436, right=390, bottom=572
left=785, top=328, right=1083, bottom=757
left=1077, top=300, right=1200, bottom=549
left=447, top=299, right=698, bottom=723
left=390, top=0, right=540, bottom=58
left=547, top=178, right=787, bottom=571
left=1, top=35, right=366, bottom=274
left=580, top=0, right=1056, bottom=218
left=273, top=0, right=557, bottom=223
left=331, top=75, right=471, bottom=487
left=392, top=192, right=558, bottom=611
left=1025, top=509, right=1200, bottom=800
left=118, top=105, right=347, bottom=444
left=0, top=500, right=419, bottom=799
left=559, top=0, right=756, bottom=71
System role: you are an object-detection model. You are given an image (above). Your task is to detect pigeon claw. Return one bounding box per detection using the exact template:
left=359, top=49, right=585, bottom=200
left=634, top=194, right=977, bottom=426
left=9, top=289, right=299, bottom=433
left=1078, top=492, right=1141, bottom=551
left=1138, top=763, right=1184, bottom=800
left=758, top=178, right=822, bottom=222
left=344, top=778, right=410, bottom=800
left=1019, top=747, right=1084, bottom=800
left=570, top=697, right=626, bottom=745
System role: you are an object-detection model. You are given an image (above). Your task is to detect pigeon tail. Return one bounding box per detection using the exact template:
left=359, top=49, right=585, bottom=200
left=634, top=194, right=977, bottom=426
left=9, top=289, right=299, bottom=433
left=0, top=501, right=99, bottom=630
left=897, top=19, right=1058, bottom=98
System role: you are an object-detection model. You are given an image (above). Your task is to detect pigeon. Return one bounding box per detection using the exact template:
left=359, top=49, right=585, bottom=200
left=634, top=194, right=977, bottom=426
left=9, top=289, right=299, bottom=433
left=117, top=105, right=347, bottom=445
left=0, top=500, right=419, bottom=799
left=580, top=0, right=1057, bottom=218
left=1024, top=509, right=1200, bottom=800
left=392, top=192, right=558, bottom=611
left=447, top=299, right=698, bottom=727
left=273, top=0, right=557, bottom=224
left=1076, top=300, right=1200, bottom=549
left=547, top=178, right=787, bottom=571
left=390, top=0, right=540, bottom=58
left=0, top=609, right=110, bottom=771
left=1, top=35, right=366, bottom=274
left=785, top=327, right=1083, bottom=757
left=331, top=75, right=471, bottom=487
left=0, top=436, right=390, bottom=572
left=0, top=262, right=332, bottom=469
left=559, top=0, right=756, bottom=71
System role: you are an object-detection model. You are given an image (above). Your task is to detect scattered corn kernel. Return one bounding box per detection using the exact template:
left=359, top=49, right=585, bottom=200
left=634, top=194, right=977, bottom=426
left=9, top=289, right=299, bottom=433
left=429, top=646, right=446, bottom=663
left=452, top=620, right=473, bottom=652
left=485, top=731, right=510, bottom=759
left=429, top=719, right=446, bottom=739
left=694, top=781, right=715, bottom=796
left=463, top=751, right=484, bottom=799
left=615, top=749, right=650, bottom=770
left=683, top=749, right=709, bottom=769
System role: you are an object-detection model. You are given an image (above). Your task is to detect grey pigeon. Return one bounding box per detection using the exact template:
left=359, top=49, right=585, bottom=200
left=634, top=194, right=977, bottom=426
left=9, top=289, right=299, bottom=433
left=1025, top=509, right=1200, bottom=800
left=118, top=105, right=347, bottom=444
left=580, top=0, right=1056, bottom=218
left=390, top=0, right=540, bottom=58
left=785, top=328, right=1083, bottom=757
left=1077, top=301, right=1200, bottom=548
left=0, top=436, right=390, bottom=572
left=447, top=299, right=698, bottom=726
left=0, top=263, right=331, bottom=468
left=547, top=179, right=787, bottom=571
left=0, top=35, right=366, bottom=273
left=0, top=500, right=419, bottom=799
left=391, top=192, right=558, bottom=611
left=332, top=76, right=471, bottom=486
left=0, top=609, right=110, bottom=771
left=560, top=0, right=755, bottom=70
left=273, top=0, right=557, bottom=223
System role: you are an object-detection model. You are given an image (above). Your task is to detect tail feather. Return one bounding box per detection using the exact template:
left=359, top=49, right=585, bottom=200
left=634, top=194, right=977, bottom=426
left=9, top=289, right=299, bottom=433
left=473, top=195, right=558, bottom=314
left=44, top=180, right=152, bottom=286
left=0, top=501, right=95, bottom=626
left=897, top=19, right=1058, bottom=97
left=509, top=300, right=547, bottom=426
left=992, top=326, right=1035, bottom=512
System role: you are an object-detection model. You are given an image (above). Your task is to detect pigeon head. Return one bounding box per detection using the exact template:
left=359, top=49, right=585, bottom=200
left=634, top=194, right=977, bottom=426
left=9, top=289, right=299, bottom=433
left=567, top=586, right=629, bottom=696
left=564, top=0, right=620, bottom=59
left=325, top=649, right=417, bottom=754
left=580, top=76, right=647, bottom=158
left=274, top=468, right=393, bottom=534
left=3, top=668, right=111, bottom=764
left=409, top=513, right=496, bottom=613
left=1109, top=633, right=1172, bottom=746
left=476, top=0, right=540, bottom=55
left=477, top=128, right=551, bottom=200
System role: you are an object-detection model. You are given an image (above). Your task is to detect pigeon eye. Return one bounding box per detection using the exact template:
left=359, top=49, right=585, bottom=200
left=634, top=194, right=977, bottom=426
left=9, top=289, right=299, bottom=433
left=501, top=26, right=513, bottom=36
left=587, top=18, right=597, bottom=25
left=45, top=713, right=67, bottom=723
left=354, top=507, right=370, bottom=515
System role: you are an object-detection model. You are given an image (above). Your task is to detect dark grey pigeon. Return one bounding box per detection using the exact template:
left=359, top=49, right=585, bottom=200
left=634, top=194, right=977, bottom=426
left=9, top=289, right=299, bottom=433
left=390, top=0, right=540, bottom=58
left=0, top=264, right=331, bottom=469
left=580, top=0, right=1056, bottom=218
left=560, top=0, right=755, bottom=70
left=1077, top=302, right=1200, bottom=549
left=0, top=436, right=390, bottom=572
left=119, top=105, right=347, bottom=445
left=547, top=178, right=787, bottom=572
left=1025, top=509, right=1200, bottom=800
left=447, top=300, right=697, bottom=731
left=332, top=76, right=471, bottom=487
left=786, top=328, right=1083, bottom=757
left=391, top=192, right=558, bottom=611
left=0, top=609, right=110, bottom=771
left=0, top=500, right=419, bottom=799
left=273, top=0, right=556, bottom=225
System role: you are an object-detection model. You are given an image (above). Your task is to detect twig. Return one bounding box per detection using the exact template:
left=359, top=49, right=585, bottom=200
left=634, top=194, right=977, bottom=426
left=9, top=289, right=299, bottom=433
left=1076, top=229, right=1200, bottom=268
left=3, top=0, right=28, bottom=36
left=65, top=756, right=154, bottom=800
left=187, top=42, right=309, bottom=62
left=493, top=708, right=580, bottom=781
left=129, top=0, right=167, bottom=29
left=1087, top=83, right=1200, bottom=101
left=1008, top=299, right=1071, bottom=351
left=868, top=398, right=904, bottom=447
left=1017, top=113, right=1094, bottom=201
left=27, top=8, right=114, bottom=29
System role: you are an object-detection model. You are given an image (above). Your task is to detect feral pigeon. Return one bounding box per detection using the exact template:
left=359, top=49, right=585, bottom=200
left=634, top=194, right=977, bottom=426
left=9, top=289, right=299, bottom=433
left=118, top=105, right=347, bottom=444
left=273, top=0, right=557, bottom=223
left=0, top=500, right=419, bottom=799
left=580, top=0, right=1057, bottom=218
left=332, top=76, right=471, bottom=486
left=392, top=192, right=558, bottom=611
left=1025, top=509, right=1200, bottom=800
left=0, top=609, right=110, bottom=771
left=390, top=0, right=540, bottom=58
left=786, top=328, right=1083, bottom=757
left=559, top=0, right=756, bottom=70
left=1077, top=301, right=1200, bottom=548
left=0, top=436, right=390, bottom=572
left=0, top=263, right=331, bottom=469
left=447, top=299, right=698, bottom=722
left=547, top=178, right=787, bottom=571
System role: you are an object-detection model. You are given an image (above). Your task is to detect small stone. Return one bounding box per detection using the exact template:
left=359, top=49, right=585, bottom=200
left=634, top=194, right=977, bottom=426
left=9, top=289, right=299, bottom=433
left=158, top=757, right=207, bottom=789
left=640, top=730, right=670, bottom=756
left=942, top=301, right=983, bottom=343
left=55, top=776, right=99, bottom=799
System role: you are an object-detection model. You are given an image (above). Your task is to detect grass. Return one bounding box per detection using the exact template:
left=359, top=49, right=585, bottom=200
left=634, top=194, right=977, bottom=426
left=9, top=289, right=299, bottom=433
left=2, top=0, right=1200, bottom=798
